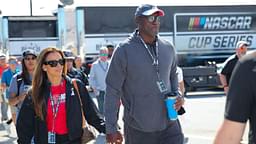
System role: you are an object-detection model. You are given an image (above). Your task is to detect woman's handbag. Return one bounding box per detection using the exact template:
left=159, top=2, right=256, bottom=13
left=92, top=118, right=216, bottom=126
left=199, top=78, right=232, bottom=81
left=81, top=126, right=96, bottom=144
left=72, top=80, right=96, bottom=144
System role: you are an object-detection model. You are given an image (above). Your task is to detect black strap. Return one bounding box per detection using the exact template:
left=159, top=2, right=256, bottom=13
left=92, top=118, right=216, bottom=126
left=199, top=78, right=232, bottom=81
left=16, top=74, right=23, bottom=97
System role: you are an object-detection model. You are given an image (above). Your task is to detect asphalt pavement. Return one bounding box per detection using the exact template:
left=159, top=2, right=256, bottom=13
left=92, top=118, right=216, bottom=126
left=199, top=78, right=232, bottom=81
left=0, top=120, right=17, bottom=144
left=0, top=90, right=248, bottom=144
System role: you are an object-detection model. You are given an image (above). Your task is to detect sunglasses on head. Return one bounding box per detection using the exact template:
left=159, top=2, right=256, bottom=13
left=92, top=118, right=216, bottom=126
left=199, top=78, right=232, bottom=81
left=24, top=56, right=37, bottom=61
left=44, top=59, right=65, bottom=67
left=146, top=15, right=160, bottom=23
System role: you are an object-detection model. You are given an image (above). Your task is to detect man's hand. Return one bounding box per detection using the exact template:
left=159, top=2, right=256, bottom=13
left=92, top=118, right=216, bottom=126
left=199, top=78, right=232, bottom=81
left=174, top=96, right=185, bottom=111
left=106, top=131, right=123, bottom=144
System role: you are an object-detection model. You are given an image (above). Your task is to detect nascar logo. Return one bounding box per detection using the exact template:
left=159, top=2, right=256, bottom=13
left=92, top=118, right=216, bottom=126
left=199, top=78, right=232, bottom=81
left=188, top=16, right=252, bottom=30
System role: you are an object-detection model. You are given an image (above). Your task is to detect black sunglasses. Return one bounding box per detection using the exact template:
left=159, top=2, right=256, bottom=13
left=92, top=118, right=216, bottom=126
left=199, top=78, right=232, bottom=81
left=44, top=59, right=65, bottom=67
left=146, top=15, right=160, bottom=23
left=24, top=56, right=37, bottom=61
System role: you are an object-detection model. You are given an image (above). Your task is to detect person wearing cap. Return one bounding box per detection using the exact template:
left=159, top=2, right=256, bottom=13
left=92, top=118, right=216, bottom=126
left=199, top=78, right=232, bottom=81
left=214, top=50, right=256, bottom=144
left=220, top=41, right=249, bottom=94
left=89, top=47, right=109, bottom=115
left=105, top=4, right=184, bottom=144
left=0, top=53, right=9, bottom=122
left=8, top=49, right=37, bottom=125
left=1, top=56, right=19, bottom=126
left=63, top=50, right=89, bottom=86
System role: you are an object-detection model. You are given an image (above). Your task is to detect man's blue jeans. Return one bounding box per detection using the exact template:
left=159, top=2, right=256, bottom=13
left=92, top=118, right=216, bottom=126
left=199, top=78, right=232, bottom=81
left=96, top=91, right=105, bottom=115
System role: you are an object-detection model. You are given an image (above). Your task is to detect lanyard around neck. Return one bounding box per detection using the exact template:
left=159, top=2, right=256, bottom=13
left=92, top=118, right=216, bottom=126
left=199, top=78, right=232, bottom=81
left=138, top=35, right=161, bottom=80
left=49, top=91, right=63, bottom=131
left=139, top=36, right=159, bottom=66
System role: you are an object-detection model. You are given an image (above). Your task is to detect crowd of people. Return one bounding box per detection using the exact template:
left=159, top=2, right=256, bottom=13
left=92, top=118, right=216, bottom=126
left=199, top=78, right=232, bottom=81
left=0, top=3, right=253, bottom=144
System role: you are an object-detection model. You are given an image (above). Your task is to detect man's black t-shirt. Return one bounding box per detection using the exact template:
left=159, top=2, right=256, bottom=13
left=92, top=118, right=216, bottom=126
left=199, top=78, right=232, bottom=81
left=221, top=55, right=239, bottom=85
left=225, top=52, right=256, bottom=143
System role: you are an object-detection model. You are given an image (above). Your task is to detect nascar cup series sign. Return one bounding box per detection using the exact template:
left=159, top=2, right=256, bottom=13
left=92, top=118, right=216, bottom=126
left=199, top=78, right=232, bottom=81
left=174, top=13, right=256, bottom=52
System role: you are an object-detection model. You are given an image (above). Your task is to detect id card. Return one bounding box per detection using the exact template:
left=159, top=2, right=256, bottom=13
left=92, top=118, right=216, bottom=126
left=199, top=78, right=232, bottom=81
left=48, top=132, right=56, bottom=144
left=156, top=80, right=168, bottom=93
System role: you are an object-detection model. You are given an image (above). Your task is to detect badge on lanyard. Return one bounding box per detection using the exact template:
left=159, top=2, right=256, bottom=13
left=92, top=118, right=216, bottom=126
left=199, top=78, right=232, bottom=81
left=157, top=80, right=168, bottom=93
left=48, top=131, right=56, bottom=144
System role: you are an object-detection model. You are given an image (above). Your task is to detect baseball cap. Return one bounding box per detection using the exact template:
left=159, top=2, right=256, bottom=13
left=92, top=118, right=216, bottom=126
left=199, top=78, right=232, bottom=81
left=236, top=41, right=249, bottom=49
left=63, top=50, right=75, bottom=60
left=135, top=4, right=165, bottom=17
left=22, top=49, right=37, bottom=57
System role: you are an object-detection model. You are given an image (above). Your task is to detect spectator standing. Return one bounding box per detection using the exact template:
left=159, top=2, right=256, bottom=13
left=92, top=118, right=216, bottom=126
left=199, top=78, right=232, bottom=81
left=220, top=40, right=248, bottom=94
left=89, top=47, right=109, bottom=115
left=214, top=51, right=256, bottom=144
left=74, top=55, right=89, bottom=83
left=9, top=50, right=37, bottom=123
left=63, top=50, right=89, bottom=86
left=105, top=4, right=184, bottom=144
left=74, top=55, right=83, bottom=70
left=0, top=53, right=8, bottom=122
left=16, top=47, right=105, bottom=143
left=1, top=56, right=19, bottom=124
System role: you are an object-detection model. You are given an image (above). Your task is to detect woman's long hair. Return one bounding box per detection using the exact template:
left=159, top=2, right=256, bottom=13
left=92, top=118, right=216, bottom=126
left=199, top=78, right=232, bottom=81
left=21, top=56, right=34, bottom=84
left=32, top=47, right=67, bottom=120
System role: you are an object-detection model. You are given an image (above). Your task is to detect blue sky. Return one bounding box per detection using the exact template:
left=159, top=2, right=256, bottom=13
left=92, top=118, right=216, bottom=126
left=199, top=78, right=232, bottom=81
left=0, top=0, right=255, bottom=16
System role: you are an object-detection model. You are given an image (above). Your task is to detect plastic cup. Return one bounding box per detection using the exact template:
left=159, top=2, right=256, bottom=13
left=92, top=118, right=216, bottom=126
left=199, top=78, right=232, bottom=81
left=165, top=96, right=177, bottom=120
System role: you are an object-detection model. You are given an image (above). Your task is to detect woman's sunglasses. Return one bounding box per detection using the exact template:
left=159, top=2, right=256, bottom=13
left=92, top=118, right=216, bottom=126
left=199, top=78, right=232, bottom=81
left=24, top=56, right=37, bottom=61
left=44, top=59, right=65, bottom=67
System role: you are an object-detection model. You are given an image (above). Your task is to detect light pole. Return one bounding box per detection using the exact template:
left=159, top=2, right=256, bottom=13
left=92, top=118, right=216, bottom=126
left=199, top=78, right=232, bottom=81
left=30, top=0, right=32, bottom=16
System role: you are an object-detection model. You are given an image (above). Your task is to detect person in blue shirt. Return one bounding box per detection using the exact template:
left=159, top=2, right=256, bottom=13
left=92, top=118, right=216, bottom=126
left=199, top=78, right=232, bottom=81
left=1, top=56, right=19, bottom=125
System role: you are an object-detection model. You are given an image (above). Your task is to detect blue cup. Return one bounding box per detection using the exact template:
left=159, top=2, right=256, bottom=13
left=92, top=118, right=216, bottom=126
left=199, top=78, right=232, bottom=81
left=165, top=96, right=177, bottom=121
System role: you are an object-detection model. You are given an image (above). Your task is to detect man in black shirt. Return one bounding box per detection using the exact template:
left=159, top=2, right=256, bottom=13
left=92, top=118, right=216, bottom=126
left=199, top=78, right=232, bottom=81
left=214, top=51, right=256, bottom=144
left=220, top=40, right=248, bottom=94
